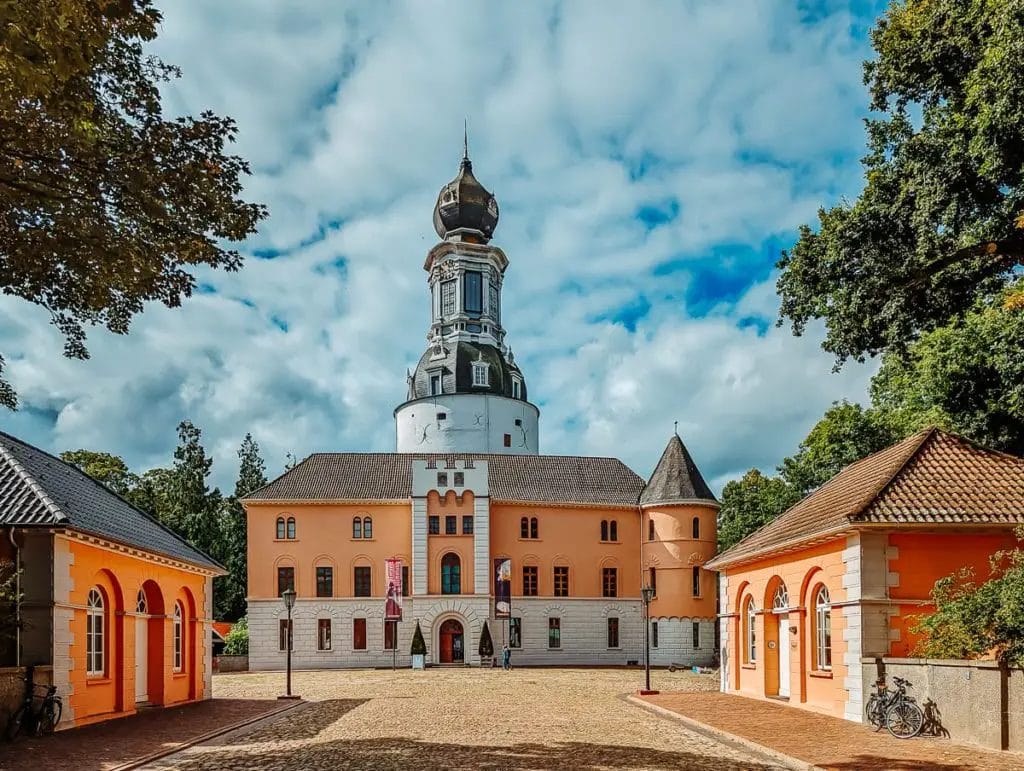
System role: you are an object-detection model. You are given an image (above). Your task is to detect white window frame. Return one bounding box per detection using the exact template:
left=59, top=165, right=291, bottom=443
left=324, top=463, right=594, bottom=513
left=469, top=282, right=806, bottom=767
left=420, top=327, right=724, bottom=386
left=318, top=618, right=332, bottom=651
left=87, top=588, right=105, bottom=676
left=511, top=376, right=522, bottom=399
left=430, top=373, right=442, bottom=395
left=815, top=586, right=832, bottom=671
left=440, top=279, right=456, bottom=317
left=472, top=362, right=489, bottom=387
left=745, top=596, right=757, bottom=664
left=173, top=602, right=183, bottom=672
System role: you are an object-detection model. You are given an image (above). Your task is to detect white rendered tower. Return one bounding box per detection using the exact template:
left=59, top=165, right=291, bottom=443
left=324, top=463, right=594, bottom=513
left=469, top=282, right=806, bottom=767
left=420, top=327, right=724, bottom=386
left=394, top=142, right=540, bottom=454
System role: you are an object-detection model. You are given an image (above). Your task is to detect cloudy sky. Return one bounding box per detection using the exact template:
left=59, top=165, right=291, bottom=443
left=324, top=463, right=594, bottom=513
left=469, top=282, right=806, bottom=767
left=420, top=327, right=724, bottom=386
left=0, top=0, right=888, bottom=491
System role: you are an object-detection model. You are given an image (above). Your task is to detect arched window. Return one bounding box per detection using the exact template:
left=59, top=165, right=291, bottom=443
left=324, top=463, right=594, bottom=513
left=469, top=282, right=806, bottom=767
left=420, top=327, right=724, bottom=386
left=773, top=582, right=789, bottom=610
left=353, top=517, right=362, bottom=539
left=648, top=518, right=655, bottom=542
left=441, top=553, right=461, bottom=594
left=86, top=588, right=104, bottom=676
left=815, top=586, right=832, bottom=671
left=286, top=517, right=296, bottom=540
left=692, top=516, right=700, bottom=539
left=610, top=521, right=618, bottom=541
left=530, top=517, right=538, bottom=539
left=276, top=517, right=286, bottom=539
left=173, top=602, right=183, bottom=672
left=520, top=517, right=528, bottom=539
left=600, top=520, right=608, bottom=541
left=743, top=596, right=757, bottom=664
left=363, top=516, right=373, bottom=539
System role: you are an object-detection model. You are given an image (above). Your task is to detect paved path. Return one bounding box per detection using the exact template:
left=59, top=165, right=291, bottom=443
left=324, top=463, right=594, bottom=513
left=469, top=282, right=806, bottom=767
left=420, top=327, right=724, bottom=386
left=643, top=691, right=1024, bottom=770
left=145, top=669, right=784, bottom=770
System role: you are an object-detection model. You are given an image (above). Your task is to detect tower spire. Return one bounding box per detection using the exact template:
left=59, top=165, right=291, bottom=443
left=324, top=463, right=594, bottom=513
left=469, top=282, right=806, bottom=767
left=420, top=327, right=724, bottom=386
left=463, top=118, right=469, bottom=162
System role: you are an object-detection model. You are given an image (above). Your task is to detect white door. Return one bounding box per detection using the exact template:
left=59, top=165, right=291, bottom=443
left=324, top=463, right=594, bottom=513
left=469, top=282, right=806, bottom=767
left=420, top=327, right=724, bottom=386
left=778, top=615, right=790, bottom=698
left=135, top=617, right=148, bottom=703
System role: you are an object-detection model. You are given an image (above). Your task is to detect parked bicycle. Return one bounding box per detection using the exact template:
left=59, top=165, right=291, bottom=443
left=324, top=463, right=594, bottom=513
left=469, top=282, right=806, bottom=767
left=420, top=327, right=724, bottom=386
left=865, top=676, right=924, bottom=739
left=5, top=678, right=62, bottom=741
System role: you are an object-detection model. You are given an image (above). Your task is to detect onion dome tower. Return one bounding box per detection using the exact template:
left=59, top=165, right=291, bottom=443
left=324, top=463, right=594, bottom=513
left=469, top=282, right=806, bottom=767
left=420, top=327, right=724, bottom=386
left=395, top=134, right=539, bottom=454
left=639, top=432, right=719, bottom=665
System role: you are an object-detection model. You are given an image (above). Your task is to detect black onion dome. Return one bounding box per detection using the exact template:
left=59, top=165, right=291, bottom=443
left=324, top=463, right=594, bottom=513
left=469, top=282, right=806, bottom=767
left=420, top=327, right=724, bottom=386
left=433, top=156, right=499, bottom=241
left=407, top=342, right=526, bottom=402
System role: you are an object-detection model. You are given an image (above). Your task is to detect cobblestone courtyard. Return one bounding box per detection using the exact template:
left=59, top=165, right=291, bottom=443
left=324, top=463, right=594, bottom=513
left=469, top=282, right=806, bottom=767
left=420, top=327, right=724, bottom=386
left=146, top=668, right=782, bottom=770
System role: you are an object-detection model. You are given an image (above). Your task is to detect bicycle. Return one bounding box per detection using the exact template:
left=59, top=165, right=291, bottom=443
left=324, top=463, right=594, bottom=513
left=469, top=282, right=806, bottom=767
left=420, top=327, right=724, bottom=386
left=865, top=676, right=924, bottom=739
left=5, top=678, right=63, bottom=741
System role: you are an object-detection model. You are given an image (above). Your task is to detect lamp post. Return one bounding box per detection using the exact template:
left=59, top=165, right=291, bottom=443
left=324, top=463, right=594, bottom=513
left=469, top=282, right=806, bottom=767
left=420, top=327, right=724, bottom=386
left=279, top=588, right=299, bottom=700
left=640, top=585, right=658, bottom=695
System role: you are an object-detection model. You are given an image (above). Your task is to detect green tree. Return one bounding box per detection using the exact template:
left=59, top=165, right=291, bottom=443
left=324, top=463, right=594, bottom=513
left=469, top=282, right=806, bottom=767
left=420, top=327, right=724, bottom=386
left=162, top=420, right=223, bottom=561
left=217, top=434, right=266, bottom=621
left=222, top=617, right=249, bottom=656
left=0, top=0, right=266, bottom=409
left=777, top=0, right=1024, bottom=364
left=60, top=449, right=140, bottom=496
left=717, top=469, right=800, bottom=552
left=478, top=620, right=494, bottom=659
left=410, top=620, right=427, bottom=656
left=0, top=557, right=20, bottom=664
left=779, top=402, right=899, bottom=496
left=912, top=529, right=1024, bottom=667
left=871, top=285, right=1024, bottom=455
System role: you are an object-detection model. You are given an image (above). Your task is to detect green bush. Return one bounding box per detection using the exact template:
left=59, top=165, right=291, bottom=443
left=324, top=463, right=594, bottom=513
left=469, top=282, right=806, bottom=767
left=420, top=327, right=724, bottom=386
left=478, top=620, right=493, bottom=658
left=410, top=621, right=426, bottom=656
left=223, top=617, right=249, bottom=655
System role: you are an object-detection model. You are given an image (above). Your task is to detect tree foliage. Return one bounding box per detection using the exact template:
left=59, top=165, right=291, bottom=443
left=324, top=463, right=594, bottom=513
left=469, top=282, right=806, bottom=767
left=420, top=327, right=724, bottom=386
left=218, top=434, right=267, bottom=621
left=478, top=620, right=494, bottom=659
left=60, top=448, right=140, bottom=496
left=777, top=0, right=1024, bottom=364
left=717, top=470, right=800, bottom=552
left=0, top=556, right=20, bottom=651
left=410, top=620, right=427, bottom=656
left=222, top=616, right=249, bottom=656
left=912, top=529, right=1024, bottom=667
left=0, top=0, right=266, bottom=409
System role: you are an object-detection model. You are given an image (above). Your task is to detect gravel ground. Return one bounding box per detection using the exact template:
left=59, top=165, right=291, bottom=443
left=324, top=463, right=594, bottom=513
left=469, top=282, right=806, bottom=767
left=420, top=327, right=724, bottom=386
left=145, top=668, right=783, bottom=770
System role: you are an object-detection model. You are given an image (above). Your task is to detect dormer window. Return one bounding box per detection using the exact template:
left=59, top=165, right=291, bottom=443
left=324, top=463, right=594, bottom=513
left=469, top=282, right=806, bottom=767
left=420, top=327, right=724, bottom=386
left=430, top=374, right=442, bottom=395
left=512, top=376, right=522, bottom=399
left=472, top=361, right=489, bottom=387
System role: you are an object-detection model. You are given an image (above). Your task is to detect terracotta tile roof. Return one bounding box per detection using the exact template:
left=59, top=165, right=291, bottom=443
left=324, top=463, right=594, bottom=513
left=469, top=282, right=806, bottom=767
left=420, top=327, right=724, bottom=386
left=640, top=434, right=717, bottom=506
left=707, top=428, right=1024, bottom=569
left=0, top=430, right=223, bottom=571
left=245, top=452, right=646, bottom=507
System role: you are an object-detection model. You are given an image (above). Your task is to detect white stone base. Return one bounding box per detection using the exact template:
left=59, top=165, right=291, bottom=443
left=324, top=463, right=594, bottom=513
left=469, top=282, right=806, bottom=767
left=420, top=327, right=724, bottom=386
left=648, top=617, right=716, bottom=668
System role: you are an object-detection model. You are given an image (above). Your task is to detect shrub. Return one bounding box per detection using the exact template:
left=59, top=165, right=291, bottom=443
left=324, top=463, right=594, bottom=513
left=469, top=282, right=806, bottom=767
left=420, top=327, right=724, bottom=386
left=410, top=620, right=426, bottom=656
left=478, top=620, right=493, bottom=658
left=223, top=617, right=249, bottom=655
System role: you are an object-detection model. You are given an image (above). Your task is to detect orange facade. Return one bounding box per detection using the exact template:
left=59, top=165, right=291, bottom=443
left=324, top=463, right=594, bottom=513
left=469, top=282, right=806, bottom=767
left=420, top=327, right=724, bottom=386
left=642, top=503, right=718, bottom=620
left=56, top=534, right=214, bottom=728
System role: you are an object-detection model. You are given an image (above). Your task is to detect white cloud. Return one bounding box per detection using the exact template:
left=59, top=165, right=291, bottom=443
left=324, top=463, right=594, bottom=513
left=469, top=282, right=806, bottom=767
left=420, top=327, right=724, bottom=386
left=0, top=0, right=881, bottom=490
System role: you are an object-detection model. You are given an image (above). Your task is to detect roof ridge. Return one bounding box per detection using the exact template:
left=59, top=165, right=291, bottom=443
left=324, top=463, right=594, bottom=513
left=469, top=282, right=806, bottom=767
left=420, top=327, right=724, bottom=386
left=846, top=427, right=937, bottom=523
left=0, top=434, right=68, bottom=525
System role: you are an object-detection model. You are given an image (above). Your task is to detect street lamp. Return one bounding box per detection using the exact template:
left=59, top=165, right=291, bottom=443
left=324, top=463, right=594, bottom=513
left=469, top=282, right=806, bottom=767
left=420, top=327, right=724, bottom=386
left=279, top=588, right=300, bottom=700
left=640, top=585, right=658, bottom=695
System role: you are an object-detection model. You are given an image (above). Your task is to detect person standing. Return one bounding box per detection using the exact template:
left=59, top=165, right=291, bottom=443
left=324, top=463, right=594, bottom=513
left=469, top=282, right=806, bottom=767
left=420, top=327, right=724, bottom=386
left=502, top=644, right=511, bottom=670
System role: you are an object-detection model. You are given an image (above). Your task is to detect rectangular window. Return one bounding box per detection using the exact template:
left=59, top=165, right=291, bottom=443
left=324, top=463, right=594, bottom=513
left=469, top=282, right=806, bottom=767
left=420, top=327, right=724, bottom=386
left=607, top=617, right=619, bottom=648
left=402, top=566, right=410, bottom=597
left=509, top=617, right=522, bottom=649
left=462, top=515, right=474, bottom=534
left=652, top=621, right=659, bottom=648
left=354, top=566, right=371, bottom=597
left=353, top=618, right=366, bottom=650
left=279, top=619, right=292, bottom=652
left=316, top=566, right=334, bottom=598
left=445, top=515, right=457, bottom=535
left=318, top=619, right=332, bottom=651
left=429, top=515, right=440, bottom=535
left=503, top=433, right=512, bottom=447
left=441, top=279, right=456, bottom=316
left=553, top=566, right=569, bottom=597
left=548, top=617, right=561, bottom=649
left=649, top=567, right=657, bottom=596
left=692, top=621, right=700, bottom=649
left=430, top=374, right=441, bottom=395
left=437, top=472, right=448, bottom=486
left=464, top=271, right=483, bottom=315
left=602, top=567, right=618, bottom=598
left=453, top=471, right=464, bottom=486
left=692, top=566, right=701, bottom=597
left=522, top=566, right=538, bottom=596
left=512, top=378, right=521, bottom=399
left=277, top=566, right=295, bottom=597
left=384, top=620, right=397, bottom=651
left=488, top=282, right=499, bottom=320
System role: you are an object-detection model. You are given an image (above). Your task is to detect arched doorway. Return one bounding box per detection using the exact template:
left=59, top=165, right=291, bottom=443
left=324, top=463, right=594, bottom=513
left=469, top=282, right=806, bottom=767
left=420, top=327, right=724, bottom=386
left=770, top=581, right=790, bottom=698
left=138, top=580, right=165, bottom=705
left=438, top=619, right=464, bottom=664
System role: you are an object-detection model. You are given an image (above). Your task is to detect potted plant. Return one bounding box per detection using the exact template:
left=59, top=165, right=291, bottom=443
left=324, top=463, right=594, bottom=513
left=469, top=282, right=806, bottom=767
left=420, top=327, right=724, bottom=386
left=410, top=620, right=427, bottom=670
left=478, top=620, right=494, bottom=667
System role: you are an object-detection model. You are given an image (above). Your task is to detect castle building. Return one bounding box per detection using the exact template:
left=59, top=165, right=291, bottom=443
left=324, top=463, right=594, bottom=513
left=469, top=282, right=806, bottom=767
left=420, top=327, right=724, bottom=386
left=244, top=145, right=718, bottom=668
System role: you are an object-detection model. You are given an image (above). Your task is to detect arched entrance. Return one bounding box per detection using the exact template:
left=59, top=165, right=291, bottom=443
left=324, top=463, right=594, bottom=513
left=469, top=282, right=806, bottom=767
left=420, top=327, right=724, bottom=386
left=438, top=619, right=464, bottom=664
left=769, top=580, right=791, bottom=698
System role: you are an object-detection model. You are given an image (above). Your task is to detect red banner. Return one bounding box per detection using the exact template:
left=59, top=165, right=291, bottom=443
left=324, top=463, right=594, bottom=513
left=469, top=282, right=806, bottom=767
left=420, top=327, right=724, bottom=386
left=385, top=558, right=403, bottom=621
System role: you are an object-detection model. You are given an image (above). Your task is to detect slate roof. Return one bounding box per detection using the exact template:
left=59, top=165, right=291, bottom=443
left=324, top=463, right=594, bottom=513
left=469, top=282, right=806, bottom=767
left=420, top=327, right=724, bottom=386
left=640, top=434, right=717, bottom=506
left=0, top=431, right=223, bottom=571
left=407, top=341, right=529, bottom=403
left=707, top=428, right=1024, bottom=569
left=246, top=452, right=646, bottom=507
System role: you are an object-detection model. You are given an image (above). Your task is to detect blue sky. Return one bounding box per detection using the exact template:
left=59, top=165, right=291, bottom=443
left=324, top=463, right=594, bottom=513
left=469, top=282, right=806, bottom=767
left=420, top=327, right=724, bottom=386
left=0, top=0, right=888, bottom=491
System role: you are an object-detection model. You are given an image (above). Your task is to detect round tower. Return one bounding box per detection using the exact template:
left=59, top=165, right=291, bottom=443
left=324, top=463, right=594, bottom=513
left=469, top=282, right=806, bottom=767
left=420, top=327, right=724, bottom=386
left=640, top=433, right=719, bottom=666
left=395, top=139, right=540, bottom=454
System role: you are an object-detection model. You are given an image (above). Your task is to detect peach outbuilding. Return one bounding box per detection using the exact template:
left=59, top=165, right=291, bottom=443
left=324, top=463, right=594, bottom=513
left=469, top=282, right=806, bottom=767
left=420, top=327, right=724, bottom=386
left=706, top=428, right=1024, bottom=722
left=1, top=430, right=224, bottom=729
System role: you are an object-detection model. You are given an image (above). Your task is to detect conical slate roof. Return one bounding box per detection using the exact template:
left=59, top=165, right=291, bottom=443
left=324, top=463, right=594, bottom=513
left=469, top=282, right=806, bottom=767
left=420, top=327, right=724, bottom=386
left=640, top=434, right=717, bottom=505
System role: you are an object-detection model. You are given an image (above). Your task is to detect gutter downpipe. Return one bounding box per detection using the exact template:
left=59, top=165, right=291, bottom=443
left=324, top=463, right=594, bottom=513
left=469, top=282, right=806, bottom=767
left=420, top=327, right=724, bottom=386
left=7, top=527, right=20, bottom=666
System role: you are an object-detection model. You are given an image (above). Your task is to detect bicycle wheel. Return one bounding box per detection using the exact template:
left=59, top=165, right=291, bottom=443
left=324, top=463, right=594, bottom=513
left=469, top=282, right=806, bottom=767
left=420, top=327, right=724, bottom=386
left=38, top=699, right=62, bottom=735
left=4, top=705, right=28, bottom=742
left=886, top=701, right=924, bottom=739
left=865, top=694, right=883, bottom=731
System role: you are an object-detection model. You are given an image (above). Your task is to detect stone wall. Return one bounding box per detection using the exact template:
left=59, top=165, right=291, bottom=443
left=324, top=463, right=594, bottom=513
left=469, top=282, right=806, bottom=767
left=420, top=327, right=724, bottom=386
left=864, top=657, right=1023, bottom=753
left=0, top=665, right=53, bottom=726
left=648, top=618, right=716, bottom=668
left=214, top=655, right=249, bottom=673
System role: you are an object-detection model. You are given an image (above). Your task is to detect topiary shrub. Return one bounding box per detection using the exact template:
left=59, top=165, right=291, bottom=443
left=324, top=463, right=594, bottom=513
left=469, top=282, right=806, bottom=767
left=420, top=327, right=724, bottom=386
left=410, top=620, right=427, bottom=656
left=478, top=620, right=494, bottom=659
